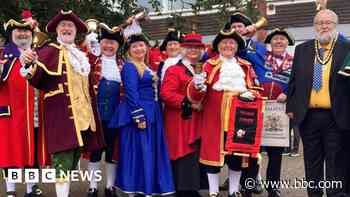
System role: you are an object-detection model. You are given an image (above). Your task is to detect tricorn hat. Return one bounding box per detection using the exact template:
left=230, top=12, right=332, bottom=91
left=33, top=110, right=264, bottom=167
left=46, top=10, right=87, bottom=33
left=124, top=33, right=149, bottom=50
left=98, top=23, right=124, bottom=46
left=212, top=28, right=246, bottom=52
left=159, top=28, right=183, bottom=51
left=264, top=28, right=295, bottom=46
left=229, top=12, right=253, bottom=27
left=4, top=19, right=34, bottom=33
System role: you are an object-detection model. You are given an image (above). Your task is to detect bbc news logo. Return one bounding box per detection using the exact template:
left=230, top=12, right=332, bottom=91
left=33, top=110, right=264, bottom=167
left=4, top=169, right=102, bottom=183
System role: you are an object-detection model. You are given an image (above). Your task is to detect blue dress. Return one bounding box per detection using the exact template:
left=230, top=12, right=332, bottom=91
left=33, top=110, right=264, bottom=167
left=109, top=61, right=175, bottom=195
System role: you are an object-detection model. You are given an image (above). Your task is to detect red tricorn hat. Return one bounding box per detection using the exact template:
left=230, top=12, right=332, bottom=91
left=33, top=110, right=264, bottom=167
left=181, top=33, right=205, bottom=48
left=46, top=10, right=87, bottom=33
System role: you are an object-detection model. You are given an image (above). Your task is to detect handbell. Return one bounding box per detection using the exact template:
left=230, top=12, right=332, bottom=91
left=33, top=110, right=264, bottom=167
left=254, top=17, right=268, bottom=30
left=85, top=19, right=100, bottom=33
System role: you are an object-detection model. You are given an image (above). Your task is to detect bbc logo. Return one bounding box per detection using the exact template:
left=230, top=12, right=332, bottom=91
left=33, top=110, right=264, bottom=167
left=4, top=169, right=102, bottom=183
left=6, top=169, right=56, bottom=183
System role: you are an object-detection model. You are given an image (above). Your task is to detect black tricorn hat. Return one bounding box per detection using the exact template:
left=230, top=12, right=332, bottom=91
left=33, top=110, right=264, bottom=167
left=264, top=28, right=295, bottom=46
left=229, top=12, right=253, bottom=27
left=159, top=28, right=183, bottom=51
left=124, top=33, right=150, bottom=50
left=212, top=28, right=246, bottom=52
left=98, top=23, right=124, bottom=46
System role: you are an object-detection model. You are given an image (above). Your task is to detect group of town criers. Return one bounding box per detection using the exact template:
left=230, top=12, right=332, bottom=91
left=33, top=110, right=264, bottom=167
left=1, top=6, right=350, bottom=197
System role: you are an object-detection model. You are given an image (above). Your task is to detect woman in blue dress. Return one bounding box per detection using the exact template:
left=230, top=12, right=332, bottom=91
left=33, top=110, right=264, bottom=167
left=109, top=33, right=175, bottom=196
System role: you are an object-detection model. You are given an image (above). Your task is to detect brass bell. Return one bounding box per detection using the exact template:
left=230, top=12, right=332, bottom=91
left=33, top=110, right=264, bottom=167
left=85, top=19, right=100, bottom=33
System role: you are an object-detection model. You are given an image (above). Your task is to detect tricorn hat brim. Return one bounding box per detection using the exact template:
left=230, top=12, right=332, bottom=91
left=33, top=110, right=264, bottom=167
left=4, top=19, right=34, bottom=32
left=160, top=29, right=183, bottom=51
left=212, top=29, right=246, bottom=52
left=264, top=28, right=295, bottom=46
left=229, top=12, right=253, bottom=27
left=98, top=23, right=124, bottom=46
left=124, top=34, right=150, bottom=51
left=46, top=10, right=87, bottom=33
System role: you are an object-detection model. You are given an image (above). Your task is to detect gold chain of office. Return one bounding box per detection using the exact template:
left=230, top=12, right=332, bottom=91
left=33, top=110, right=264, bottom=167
left=314, top=35, right=337, bottom=65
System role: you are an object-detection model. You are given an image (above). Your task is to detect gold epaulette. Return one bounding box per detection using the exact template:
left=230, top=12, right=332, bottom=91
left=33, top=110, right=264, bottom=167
left=207, top=57, right=222, bottom=66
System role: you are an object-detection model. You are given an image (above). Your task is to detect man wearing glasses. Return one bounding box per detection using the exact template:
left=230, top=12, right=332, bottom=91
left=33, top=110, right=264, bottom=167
left=287, top=9, right=350, bottom=197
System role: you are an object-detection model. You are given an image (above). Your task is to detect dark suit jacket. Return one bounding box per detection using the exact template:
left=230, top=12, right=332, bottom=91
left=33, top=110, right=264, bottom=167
left=286, top=35, right=350, bottom=130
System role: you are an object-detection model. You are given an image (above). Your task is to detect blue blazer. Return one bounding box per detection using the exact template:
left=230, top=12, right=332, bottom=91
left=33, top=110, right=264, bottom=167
left=109, top=61, right=158, bottom=128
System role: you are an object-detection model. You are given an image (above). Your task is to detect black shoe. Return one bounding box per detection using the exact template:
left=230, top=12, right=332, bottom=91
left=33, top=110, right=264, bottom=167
left=228, top=192, right=240, bottom=197
left=268, top=190, right=281, bottom=197
left=105, top=187, right=119, bottom=197
left=7, top=191, right=16, bottom=197
left=87, top=188, right=98, bottom=197
left=24, top=185, right=43, bottom=197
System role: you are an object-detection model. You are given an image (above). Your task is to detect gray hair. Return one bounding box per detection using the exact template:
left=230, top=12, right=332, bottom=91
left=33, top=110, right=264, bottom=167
left=314, top=9, right=339, bottom=25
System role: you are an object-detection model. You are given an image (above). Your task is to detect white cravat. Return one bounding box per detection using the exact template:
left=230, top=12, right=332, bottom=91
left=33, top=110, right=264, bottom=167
left=57, top=37, right=90, bottom=76
left=212, top=55, right=247, bottom=92
left=101, top=55, right=121, bottom=82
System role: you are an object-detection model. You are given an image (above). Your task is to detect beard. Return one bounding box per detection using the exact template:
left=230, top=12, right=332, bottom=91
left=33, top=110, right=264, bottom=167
left=316, top=30, right=337, bottom=44
left=13, top=36, right=32, bottom=50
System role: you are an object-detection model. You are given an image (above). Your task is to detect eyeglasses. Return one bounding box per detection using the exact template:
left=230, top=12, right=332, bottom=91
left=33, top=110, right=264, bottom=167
left=314, top=21, right=336, bottom=26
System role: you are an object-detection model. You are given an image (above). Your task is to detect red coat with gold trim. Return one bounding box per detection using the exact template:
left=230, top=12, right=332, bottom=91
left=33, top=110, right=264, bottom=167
left=187, top=55, right=262, bottom=166
left=0, top=42, right=49, bottom=167
left=160, top=61, right=201, bottom=160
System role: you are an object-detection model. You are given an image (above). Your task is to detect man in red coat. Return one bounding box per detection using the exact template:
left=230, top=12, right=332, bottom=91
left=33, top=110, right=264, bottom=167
left=0, top=18, right=48, bottom=197
left=187, top=29, right=262, bottom=197
left=160, top=32, right=204, bottom=197
left=21, top=10, right=105, bottom=197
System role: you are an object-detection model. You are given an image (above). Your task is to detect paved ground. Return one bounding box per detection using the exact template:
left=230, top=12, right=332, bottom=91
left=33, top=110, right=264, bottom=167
left=0, top=151, right=306, bottom=197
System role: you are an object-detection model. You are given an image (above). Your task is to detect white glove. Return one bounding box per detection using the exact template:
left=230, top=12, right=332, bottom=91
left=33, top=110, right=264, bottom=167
left=276, top=93, right=287, bottom=103
left=240, top=91, right=255, bottom=101
left=85, top=32, right=100, bottom=56
left=193, top=72, right=207, bottom=92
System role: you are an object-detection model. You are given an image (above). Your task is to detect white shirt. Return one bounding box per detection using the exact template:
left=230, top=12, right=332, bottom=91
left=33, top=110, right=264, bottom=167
left=101, top=55, right=121, bottom=82
left=160, top=54, right=182, bottom=82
